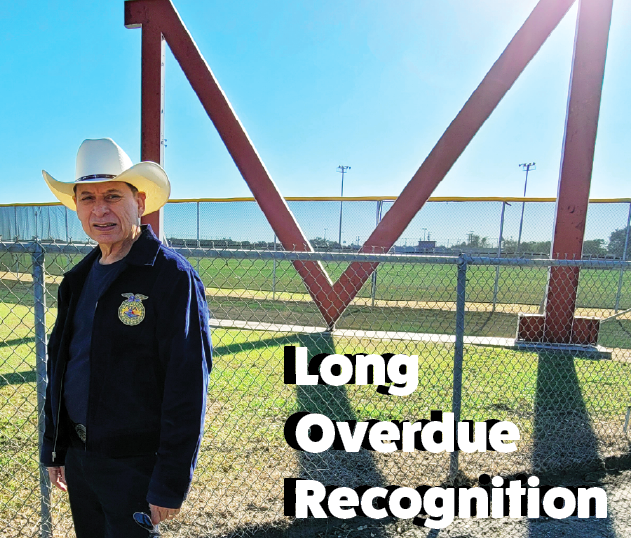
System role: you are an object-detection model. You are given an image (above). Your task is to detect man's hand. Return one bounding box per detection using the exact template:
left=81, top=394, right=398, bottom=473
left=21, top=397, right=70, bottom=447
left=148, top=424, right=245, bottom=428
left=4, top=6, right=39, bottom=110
left=47, top=467, right=67, bottom=492
left=150, top=504, right=180, bottom=525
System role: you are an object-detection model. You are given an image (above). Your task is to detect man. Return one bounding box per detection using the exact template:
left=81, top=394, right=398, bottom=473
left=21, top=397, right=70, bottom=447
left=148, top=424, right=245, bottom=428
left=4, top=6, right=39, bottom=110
left=40, top=138, right=213, bottom=537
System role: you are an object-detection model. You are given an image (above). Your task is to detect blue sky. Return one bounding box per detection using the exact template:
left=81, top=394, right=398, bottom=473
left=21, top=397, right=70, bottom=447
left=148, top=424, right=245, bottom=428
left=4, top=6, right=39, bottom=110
left=1, top=0, right=629, bottom=206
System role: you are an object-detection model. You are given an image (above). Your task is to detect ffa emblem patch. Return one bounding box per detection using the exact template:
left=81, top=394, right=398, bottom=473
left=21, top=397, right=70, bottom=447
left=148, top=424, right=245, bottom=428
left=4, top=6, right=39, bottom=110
left=118, top=293, right=148, bottom=326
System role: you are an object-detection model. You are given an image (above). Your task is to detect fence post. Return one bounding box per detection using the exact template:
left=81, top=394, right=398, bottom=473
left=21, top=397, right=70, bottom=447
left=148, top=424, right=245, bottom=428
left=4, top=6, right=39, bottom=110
left=32, top=243, right=53, bottom=538
left=449, top=255, right=467, bottom=482
left=492, top=201, right=507, bottom=311
left=272, top=234, right=277, bottom=300
left=64, top=207, right=72, bottom=270
left=614, top=202, right=631, bottom=313
left=46, top=207, right=51, bottom=241
left=196, top=201, right=200, bottom=247
left=196, top=202, right=201, bottom=274
left=371, top=201, right=383, bottom=307
left=64, top=207, right=69, bottom=243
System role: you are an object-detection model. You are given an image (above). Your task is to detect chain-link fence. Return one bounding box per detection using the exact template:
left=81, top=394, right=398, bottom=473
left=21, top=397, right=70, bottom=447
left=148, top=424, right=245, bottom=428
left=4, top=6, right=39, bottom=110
left=1, top=241, right=630, bottom=537
left=2, top=198, right=630, bottom=259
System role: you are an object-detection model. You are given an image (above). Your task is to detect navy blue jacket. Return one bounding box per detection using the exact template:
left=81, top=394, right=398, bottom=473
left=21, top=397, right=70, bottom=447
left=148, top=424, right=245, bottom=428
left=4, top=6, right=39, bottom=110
left=41, top=226, right=212, bottom=508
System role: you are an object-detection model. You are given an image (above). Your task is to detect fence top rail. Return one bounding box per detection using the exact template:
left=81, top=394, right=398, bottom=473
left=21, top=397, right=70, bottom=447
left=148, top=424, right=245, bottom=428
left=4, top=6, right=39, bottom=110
left=0, top=242, right=95, bottom=255
left=3, top=241, right=631, bottom=269
left=461, top=255, right=631, bottom=269
left=2, top=197, right=631, bottom=208
left=167, top=247, right=466, bottom=264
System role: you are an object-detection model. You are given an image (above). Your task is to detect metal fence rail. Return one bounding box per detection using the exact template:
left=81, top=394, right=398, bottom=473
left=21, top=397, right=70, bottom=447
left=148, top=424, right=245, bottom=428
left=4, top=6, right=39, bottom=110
left=1, top=241, right=630, bottom=537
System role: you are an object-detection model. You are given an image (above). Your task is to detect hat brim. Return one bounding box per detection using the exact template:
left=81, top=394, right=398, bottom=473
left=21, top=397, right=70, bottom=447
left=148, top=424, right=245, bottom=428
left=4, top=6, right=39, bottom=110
left=42, top=162, right=170, bottom=215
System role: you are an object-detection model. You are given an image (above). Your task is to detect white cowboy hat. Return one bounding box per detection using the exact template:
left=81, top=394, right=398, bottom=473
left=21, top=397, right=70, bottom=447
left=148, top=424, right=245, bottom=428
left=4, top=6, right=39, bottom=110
left=42, top=138, right=170, bottom=215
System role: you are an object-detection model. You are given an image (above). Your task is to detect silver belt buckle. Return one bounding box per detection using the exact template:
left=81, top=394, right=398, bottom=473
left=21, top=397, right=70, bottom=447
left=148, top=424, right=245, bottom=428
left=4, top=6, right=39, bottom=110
left=75, top=423, right=87, bottom=443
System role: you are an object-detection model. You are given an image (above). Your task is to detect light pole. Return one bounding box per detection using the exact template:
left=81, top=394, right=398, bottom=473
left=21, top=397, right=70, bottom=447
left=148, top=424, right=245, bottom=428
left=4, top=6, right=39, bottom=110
left=337, top=165, right=351, bottom=249
left=517, top=162, right=536, bottom=254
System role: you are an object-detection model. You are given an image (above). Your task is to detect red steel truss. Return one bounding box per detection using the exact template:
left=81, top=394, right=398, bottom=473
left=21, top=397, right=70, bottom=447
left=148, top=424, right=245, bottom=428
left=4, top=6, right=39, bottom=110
left=126, top=0, right=613, bottom=339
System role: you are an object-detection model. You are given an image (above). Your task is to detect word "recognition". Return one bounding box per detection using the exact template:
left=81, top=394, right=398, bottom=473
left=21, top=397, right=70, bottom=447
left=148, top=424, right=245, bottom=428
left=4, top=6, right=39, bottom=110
left=285, top=476, right=607, bottom=529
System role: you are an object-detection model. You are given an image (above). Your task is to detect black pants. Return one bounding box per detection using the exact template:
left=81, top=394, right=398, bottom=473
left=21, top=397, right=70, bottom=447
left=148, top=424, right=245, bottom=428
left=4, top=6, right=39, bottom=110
left=65, top=445, right=157, bottom=538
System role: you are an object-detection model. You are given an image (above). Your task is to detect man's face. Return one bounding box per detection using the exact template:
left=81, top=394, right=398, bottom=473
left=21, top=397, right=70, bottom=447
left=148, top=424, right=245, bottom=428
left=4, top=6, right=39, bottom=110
left=74, top=182, right=146, bottom=247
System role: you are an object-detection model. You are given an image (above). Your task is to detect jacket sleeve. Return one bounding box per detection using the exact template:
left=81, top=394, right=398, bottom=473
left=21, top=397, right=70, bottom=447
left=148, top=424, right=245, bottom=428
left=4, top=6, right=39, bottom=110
left=147, top=267, right=212, bottom=508
left=40, top=279, right=69, bottom=467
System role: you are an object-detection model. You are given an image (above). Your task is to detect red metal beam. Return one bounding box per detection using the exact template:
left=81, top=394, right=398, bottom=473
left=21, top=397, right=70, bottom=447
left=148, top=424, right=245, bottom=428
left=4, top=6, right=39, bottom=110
left=327, top=0, right=576, bottom=323
left=136, top=15, right=166, bottom=238
left=125, top=0, right=338, bottom=325
left=543, top=0, right=614, bottom=342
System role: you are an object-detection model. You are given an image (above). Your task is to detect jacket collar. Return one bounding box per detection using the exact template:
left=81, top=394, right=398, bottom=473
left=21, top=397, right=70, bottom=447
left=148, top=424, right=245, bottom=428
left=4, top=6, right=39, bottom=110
left=124, top=225, right=162, bottom=267
left=65, top=225, right=161, bottom=283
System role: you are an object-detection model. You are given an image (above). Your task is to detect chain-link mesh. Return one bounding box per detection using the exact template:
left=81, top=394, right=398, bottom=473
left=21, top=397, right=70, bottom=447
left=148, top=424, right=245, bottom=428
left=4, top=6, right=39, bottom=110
left=1, top=241, right=630, bottom=537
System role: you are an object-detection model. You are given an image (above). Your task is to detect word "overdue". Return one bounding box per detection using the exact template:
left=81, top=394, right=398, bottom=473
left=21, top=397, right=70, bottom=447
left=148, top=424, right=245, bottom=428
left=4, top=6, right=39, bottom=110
left=284, top=411, right=519, bottom=453
left=284, top=346, right=418, bottom=396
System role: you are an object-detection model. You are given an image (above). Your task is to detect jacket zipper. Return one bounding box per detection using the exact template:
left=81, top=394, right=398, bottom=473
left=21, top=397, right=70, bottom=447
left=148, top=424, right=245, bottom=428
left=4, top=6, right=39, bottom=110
left=52, top=373, right=64, bottom=462
left=52, top=298, right=98, bottom=460
left=83, top=300, right=98, bottom=451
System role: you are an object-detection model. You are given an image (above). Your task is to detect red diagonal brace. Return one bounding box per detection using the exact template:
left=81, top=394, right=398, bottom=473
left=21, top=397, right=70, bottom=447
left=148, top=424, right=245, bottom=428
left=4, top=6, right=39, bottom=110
left=125, top=0, right=337, bottom=325
left=326, top=0, right=576, bottom=323
left=543, top=0, right=614, bottom=343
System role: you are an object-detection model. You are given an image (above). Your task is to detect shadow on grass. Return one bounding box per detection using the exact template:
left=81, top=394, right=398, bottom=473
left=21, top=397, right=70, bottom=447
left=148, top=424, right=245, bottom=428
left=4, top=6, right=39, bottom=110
left=0, top=369, right=36, bottom=387
left=528, top=350, right=617, bottom=538
left=293, top=332, right=385, bottom=487
left=211, top=333, right=306, bottom=359
left=599, top=317, right=631, bottom=349
left=0, top=336, right=35, bottom=349
left=210, top=331, right=389, bottom=538
left=0, top=337, right=37, bottom=387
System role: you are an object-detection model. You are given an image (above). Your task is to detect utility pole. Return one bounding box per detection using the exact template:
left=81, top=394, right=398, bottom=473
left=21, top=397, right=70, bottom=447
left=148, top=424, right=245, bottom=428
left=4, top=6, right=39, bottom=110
left=517, top=162, right=536, bottom=254
left=337, top=165, right=351, bottom=249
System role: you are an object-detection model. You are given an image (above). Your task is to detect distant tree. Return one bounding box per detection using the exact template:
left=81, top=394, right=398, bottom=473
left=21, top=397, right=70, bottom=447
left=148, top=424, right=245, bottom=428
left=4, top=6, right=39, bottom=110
left=582, top=239, right=607, bottom=257
left=521, top=240, right=551, bottom=254
left=501, top=239, right=550, bottom=255
left=456, top=233, right=489, bottom=249
left=310, top=237, right=341, bottom=251
left=608, top=227, right=629, bottom=258
left=470, top=235, right=489, bottom=248
left=502, top=238, right=517, bottom=253
left=502, top=238, right=607, bottom=256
